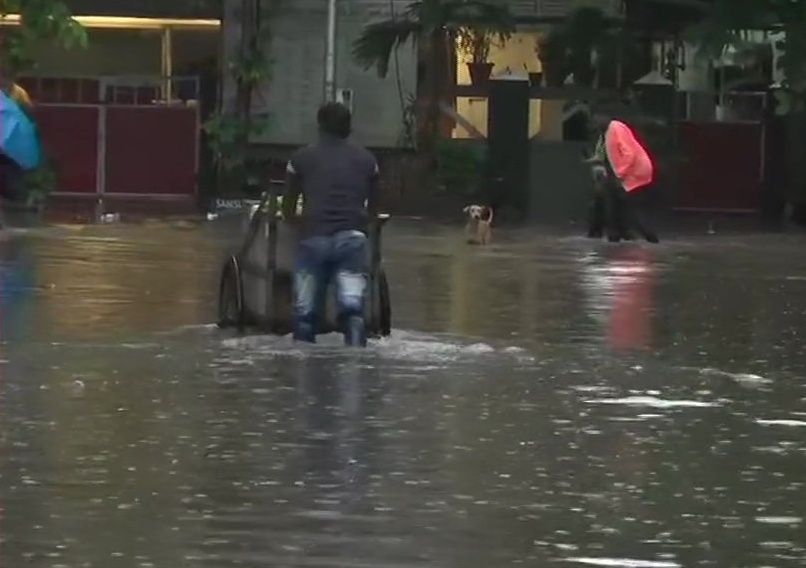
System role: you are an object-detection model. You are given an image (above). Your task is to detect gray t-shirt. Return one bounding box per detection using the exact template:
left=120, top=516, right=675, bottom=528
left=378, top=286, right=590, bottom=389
left=286, top=137, right=378, bottom=237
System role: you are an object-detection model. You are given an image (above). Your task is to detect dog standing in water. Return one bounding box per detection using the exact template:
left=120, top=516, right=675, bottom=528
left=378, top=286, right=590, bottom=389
left=463, top=205, right=494, bottom=245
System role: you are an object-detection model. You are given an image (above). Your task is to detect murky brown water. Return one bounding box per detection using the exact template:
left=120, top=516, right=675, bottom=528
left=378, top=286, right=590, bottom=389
left=2, top=219, right=806, bottom=567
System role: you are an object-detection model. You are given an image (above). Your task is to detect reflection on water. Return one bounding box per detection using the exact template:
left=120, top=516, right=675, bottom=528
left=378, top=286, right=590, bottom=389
left=0, top=237, right=38, bottom=342
left=579, top=247, right=656, bottom=352
left=2, top=220, right=806, bottom=567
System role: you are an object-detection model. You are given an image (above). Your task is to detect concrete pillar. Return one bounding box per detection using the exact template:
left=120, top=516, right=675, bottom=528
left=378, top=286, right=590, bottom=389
left=487, top=72, right=530, bottom=216
left=161, top=26, right=173, bottom=101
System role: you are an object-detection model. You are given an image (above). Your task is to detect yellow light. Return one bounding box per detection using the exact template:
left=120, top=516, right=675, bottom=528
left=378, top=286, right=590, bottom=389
left=0, top=14, right=220, bottom=30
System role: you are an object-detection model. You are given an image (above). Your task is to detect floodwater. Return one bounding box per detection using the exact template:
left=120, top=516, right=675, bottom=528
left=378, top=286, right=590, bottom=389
left=2, top=218, right=806, bottom=567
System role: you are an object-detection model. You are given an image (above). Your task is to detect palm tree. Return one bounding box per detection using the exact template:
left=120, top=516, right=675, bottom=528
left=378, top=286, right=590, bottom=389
left=352, top=0, right=513, bottom=177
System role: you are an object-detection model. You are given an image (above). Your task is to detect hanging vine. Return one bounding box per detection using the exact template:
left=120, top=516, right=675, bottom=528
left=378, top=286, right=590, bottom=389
left=204, top=0, right=278, bottom=193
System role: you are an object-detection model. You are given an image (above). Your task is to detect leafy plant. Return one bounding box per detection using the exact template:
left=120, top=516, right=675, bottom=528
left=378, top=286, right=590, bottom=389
left=203, top=0, right=278, bottom=194
left=23, top=160, right=56, bottom=211
left=457, top=26, right=511, bottom=63
left=0, top=1, right=86, bottom=208
left=435, top=139, right=486, bottom=196
left=204, top=111, right=271, bottom=178
left=0, top=0, right=88, bottom=74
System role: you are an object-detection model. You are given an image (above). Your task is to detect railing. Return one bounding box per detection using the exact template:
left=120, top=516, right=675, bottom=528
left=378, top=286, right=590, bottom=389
left=18, top=75, right=201, bottom=106
left=682, top=91, right=768, bottom=123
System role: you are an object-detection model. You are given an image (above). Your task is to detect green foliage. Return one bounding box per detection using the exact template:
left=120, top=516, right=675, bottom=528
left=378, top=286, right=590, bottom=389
left=204, top=111, right=271, bottom=174
left=456, top=27, right=512, bottom=64
left=353, top=0, right=514, bottom=78
left=682, top=0, right=806, bottom=114
left=23, top=160, right=56, bottom=209
left=0, top=0, right=88, bottom=73
left=0, top=1, right=86, bottom=206
left=203, top=0, right=277, bottom=189
left=435, top=139, right=486, bottom=196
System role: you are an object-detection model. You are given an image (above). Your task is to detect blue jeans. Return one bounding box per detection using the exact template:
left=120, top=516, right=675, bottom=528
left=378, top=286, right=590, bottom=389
left=293, top=230, right=368, bottom=346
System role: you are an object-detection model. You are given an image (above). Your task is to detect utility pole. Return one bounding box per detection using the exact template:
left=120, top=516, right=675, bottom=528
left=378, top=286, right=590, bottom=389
left=324, top=0, right=337, bottom=101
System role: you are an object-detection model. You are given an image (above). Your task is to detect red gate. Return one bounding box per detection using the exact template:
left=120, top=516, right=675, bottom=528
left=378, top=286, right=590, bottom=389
left=35, top=105, right=100, bottom=193
left=34, top=103, right=199, bottom=198
left=675, top=121, right=764, bottom=213
left=104, top=106, right=198, bottom=195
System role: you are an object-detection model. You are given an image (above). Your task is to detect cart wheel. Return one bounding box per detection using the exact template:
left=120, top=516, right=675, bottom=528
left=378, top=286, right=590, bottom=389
left=217, top=256, right=244, bottom=330
left=378, top=269, right=392, bottom=337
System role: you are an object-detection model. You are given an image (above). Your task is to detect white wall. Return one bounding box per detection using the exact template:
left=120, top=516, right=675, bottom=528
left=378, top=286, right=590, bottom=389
left=223, top=0, right=417, bottom=147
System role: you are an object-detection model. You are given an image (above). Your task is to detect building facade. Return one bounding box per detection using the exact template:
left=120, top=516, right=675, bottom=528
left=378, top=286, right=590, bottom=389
left=222, top=0, right=622, bottom=149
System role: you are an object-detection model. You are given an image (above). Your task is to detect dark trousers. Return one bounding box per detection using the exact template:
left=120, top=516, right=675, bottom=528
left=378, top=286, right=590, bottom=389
left=587, top=164, right=658, bottom=243
left=292, top=229, right=369, bottom=346
left=608, top=182, right=659, bottom=243
left=587, top=189, right=609, bottom=239
left=0, top=154, right=24, bottom=202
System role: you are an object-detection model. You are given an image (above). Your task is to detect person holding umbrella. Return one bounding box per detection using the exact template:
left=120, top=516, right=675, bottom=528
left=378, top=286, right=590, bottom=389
left=9, top=81, right=33, bottom=110
left=0, top=75, right=41, bottom=212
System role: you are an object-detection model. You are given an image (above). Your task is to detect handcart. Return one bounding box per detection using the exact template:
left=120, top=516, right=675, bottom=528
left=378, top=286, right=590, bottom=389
left=216, top=182, right=392, bottom=337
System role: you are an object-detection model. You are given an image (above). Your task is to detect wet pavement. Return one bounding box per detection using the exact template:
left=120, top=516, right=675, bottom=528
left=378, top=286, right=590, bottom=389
left=2, top=219, right=806, bottom=567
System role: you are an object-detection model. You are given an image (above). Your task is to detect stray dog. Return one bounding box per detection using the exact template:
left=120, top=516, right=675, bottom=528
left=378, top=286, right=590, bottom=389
left=463, top=205, right=494, bottom=245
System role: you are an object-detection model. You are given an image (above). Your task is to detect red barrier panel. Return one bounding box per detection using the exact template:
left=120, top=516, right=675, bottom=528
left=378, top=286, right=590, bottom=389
left=34, top=105, right=99, bottom=193
left=104, top=106, right=198, bottom=195
left=676, top=122, right=763, bottom=212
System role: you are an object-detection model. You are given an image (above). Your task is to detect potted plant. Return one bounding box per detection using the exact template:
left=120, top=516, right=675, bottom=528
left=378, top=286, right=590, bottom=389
left=458, top=27, right=510, bottom=85
left=352, top=0, right=514, bottom=179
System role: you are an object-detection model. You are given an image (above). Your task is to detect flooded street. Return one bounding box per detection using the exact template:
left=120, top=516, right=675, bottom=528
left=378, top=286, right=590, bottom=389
left=2, top=219, right=806, bottom=567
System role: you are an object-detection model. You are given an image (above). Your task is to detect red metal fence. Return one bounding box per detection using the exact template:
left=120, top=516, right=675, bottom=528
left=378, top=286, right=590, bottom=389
left=35, top=105, right=100, bottom=193
left=105, top=106, right=198, bottom=195
left=34, top=103, right=199, bottom=197
left=675, top=121, right=764, bottom=213
left=22, top=76, right=200, bottom=199
left=675, top=92, right=767, bottom=214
